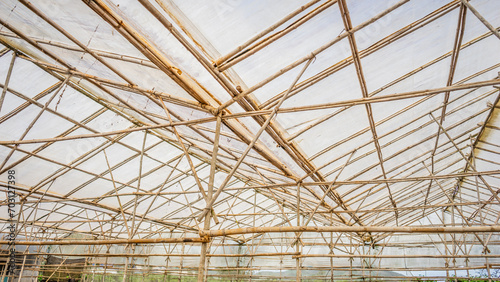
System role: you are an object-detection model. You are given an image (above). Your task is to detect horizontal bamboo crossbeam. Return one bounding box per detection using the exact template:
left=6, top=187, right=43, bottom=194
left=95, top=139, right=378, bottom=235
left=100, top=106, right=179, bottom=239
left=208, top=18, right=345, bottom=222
left=0, top=252, right=299, bottom=257
left=0, top=237, right=207, bottom=246
left=294, top=254, right=500, bottom=259
left=224, top=170, right=500, bottom=189
left=0, top=78, right=498, bottom=146
left=200, top=225, right=500, bottom=237
left=3, top=252, right=498, bottom=259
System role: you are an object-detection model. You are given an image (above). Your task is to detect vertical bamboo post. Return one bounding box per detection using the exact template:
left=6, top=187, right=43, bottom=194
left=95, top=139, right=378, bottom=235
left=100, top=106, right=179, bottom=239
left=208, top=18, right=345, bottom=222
left=180, top=243, right=184, bottom=282
left=452, top=204, right=458, bottom=282
left=198, top=114, right=222, bottom=282
left=296, top=183, right=301, bottom=282
left=349, top=236, right=353, bottom=282
left=1, top=257, right=9, bottom=282
left=17, top=253, right=27, bottom=282
left=486, top=261, right=491, bottom=282
left=330, top=217, right=334, bottom=281
left=122, top=246, right=129, bottom=282
left=443, top=209, right=450, bottom=282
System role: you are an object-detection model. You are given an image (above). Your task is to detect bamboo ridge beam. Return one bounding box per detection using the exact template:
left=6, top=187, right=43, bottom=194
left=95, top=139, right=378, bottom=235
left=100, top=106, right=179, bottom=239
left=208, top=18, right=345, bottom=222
left=200, top=225, right=500, bottom=237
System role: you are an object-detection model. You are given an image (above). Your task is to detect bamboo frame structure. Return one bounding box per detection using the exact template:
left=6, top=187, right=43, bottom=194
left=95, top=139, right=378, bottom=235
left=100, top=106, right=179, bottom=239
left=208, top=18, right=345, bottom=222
left=0, top=0, right=499, bottom=281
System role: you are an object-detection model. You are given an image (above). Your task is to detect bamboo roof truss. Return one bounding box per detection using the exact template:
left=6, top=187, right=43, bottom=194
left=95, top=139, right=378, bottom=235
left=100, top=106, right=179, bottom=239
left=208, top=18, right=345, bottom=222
left=0, top=0, right=499, bottom=280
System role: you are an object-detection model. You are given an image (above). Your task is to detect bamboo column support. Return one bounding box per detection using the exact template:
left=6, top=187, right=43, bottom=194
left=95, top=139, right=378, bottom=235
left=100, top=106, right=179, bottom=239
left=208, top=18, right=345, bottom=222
left=198, top=114, right=222, bottom=282
left=296, top=183, right=301, bottom=282
left=130, top=131, right=148, bottom=238
left=17, top=252, right=27, bottom=282
left=103, top=149, right=132, bottom=237
left=158, top=99, right=219, bottom=225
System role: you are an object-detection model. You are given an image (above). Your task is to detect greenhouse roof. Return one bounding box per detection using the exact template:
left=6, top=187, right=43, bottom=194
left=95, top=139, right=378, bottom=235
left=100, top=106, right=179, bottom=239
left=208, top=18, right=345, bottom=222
left=0, top=1, right=499, bottom=277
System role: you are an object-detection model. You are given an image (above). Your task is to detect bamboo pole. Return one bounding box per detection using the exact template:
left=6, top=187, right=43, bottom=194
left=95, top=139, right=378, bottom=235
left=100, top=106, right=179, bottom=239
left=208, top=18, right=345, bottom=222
left=429, top=113, right=500, bottom=206
left=0, top=237, right=207, bottom=246
left=103, top=149, right=132, bottom=238
left=213, top=0, right=324, bottom=65
left=293, top=254, right=500, bottom=259
left=424, top=2, right=466, bottom=216
left=197, top=114, right=222, bottom=282
left=0, top=51, right=15, bottom=113
left=216, top=0, right=410, bottom=112
left=17, top=250, right=27, bottom=282
left=200, top=225, right=500, bottom=237
left=0, top=252, right=300, bottom=258
left=460, top=0, right=500, bottom=40
left=0, top=75, right=70, bottom=171
left=216, top=0, right=337, bottom=71
left=296, top=183, right=301, bottom=282
left=18, top=54, right=214, bottom=113
left=0, top=78, right=498, bottom=147
left=19, top=0, right=134, bottom=85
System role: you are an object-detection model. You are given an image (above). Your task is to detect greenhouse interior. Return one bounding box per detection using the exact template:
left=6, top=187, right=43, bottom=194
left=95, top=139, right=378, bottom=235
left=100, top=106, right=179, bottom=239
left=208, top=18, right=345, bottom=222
left=0, top=0, right=499, bottom=281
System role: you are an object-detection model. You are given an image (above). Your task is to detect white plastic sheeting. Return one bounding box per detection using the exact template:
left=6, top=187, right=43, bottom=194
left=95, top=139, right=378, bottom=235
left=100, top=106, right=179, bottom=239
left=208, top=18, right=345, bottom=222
left=0, top=0, right=499, bottom=278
